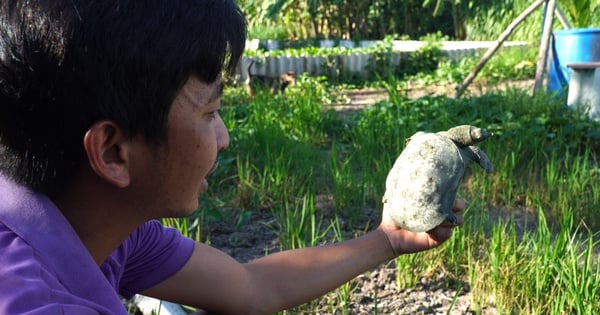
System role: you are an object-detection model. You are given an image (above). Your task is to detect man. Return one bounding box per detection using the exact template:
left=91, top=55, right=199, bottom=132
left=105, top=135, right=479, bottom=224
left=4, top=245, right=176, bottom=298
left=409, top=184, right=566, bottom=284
left=0, top=0, right=464, bottom=314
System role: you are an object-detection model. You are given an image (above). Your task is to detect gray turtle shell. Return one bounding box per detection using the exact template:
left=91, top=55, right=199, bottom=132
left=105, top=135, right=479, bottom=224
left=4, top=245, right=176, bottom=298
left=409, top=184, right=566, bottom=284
left=383, top=125, right=493, bottom=232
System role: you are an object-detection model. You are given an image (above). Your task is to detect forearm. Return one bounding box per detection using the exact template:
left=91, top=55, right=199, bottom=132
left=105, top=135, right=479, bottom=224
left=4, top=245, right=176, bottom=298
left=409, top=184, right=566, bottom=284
left=244, top=227, right=396, bottom=314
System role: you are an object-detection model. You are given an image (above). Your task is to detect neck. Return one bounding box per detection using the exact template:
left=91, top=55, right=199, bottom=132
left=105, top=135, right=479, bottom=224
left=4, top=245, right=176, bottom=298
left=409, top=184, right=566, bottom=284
left=51, top=172, right=147, bottom=265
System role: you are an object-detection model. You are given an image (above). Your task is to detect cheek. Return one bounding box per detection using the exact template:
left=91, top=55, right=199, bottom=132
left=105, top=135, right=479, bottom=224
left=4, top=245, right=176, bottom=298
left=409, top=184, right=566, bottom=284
left=167, top=114, right=219, bottom=174
left=181, top=128, right=218, bottom=171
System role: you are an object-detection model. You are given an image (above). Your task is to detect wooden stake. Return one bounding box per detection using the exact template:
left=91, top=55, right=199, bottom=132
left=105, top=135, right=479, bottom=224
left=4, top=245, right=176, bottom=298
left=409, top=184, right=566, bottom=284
left=455, top=0, right=546, bottom=98
left=534, top=0, right=557, bottom=91
left=554, top=4, right=572, bottom=29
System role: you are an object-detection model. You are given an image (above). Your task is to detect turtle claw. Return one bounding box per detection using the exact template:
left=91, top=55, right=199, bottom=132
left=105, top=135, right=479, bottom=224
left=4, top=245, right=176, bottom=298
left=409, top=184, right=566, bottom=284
left=445, top=212, right=459, bottom=226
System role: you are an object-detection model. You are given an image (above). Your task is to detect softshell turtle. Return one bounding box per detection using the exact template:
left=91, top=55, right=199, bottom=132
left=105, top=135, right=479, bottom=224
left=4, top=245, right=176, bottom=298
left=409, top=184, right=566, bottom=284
left=382, top=125, right=494, bottom=232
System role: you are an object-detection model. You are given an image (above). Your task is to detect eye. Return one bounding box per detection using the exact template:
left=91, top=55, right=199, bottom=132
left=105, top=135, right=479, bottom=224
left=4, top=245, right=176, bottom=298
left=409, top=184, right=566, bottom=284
left=207, top=109, right=220, bottom=120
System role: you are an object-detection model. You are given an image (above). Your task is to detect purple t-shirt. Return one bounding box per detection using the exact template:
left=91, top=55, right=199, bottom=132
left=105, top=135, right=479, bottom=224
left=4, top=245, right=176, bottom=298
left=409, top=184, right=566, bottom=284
left=0, top=175, right=196, bottom=314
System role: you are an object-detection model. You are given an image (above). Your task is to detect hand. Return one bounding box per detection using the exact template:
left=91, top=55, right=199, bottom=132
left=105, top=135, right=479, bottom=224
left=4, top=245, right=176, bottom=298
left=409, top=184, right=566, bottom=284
left=378, top=199, right=466, bottom=256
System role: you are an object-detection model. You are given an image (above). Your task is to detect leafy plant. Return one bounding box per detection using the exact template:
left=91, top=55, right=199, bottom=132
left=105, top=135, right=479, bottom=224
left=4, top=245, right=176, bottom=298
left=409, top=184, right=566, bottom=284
left=397, top=32, right=445, bottom=78
left=248, top=24, right=290, bottom=41
left=558, top=0, right=600, bottom=28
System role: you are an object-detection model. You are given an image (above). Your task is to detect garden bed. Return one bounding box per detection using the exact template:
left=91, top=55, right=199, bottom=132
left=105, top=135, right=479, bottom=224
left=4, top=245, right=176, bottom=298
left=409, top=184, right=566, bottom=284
left=237, top=40, right=530, bottom=79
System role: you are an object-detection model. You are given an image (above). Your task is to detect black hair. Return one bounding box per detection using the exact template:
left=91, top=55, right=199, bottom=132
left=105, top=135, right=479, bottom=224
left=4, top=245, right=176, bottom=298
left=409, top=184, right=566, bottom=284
left=0, top=0, right=247, bottom=194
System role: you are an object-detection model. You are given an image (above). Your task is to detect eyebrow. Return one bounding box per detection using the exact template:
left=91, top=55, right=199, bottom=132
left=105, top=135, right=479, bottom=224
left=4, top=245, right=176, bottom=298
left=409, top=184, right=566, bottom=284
left=207, top=82, right=224, bottom=104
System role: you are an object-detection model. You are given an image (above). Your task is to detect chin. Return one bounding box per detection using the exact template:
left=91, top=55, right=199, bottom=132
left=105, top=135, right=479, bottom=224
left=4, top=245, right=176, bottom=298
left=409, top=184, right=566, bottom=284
left=167, top=209, right=195, bottom=219
left=170, top=200, right=200, bottom=218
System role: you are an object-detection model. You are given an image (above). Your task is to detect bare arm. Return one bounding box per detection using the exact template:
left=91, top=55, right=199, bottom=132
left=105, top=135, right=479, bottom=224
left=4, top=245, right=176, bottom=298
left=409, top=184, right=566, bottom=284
left=143, top=199, right=465, bottom=315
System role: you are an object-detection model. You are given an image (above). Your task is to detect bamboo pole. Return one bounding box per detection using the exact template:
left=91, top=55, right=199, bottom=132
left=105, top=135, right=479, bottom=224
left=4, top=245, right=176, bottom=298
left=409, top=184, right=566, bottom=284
left=534, top=0, right=557, bottom=91
left=554, top=4, right=572, bottom=29
left=455, top=0, right=546, bottom=98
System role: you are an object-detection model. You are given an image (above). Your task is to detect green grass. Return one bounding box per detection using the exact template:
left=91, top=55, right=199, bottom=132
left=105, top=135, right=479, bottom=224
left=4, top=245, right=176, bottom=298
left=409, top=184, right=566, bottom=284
left=160, top=58, right=599, bottom=313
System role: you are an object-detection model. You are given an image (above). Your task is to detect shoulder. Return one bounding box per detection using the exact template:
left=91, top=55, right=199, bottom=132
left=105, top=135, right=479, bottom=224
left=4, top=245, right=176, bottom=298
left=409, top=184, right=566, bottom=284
left=0, top=221, right=137, bottom=314
left=117, top=220, right=195, bottom=297
left=0, top=223, right=86, bottom=313
left=125, top=220, right=195, bottom=255
left=0, top=222, right=44, bottom=283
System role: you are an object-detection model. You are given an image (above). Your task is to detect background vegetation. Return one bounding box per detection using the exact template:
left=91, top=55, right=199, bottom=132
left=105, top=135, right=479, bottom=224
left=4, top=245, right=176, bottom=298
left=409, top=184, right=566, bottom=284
left=238, top=0, right=600, bottom=42
left=158, top=43, right=600, bottom=313
left=153, top=1, right=600, bottom=314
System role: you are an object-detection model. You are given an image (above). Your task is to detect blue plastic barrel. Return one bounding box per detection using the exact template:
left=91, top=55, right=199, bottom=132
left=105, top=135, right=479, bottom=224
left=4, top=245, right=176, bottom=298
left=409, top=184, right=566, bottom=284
left=548, top=28, right=600, bottom=91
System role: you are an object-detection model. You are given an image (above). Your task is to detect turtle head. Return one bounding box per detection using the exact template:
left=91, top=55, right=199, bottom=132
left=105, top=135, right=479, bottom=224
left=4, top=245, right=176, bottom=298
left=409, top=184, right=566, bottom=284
left=440, top=125, right=492, bottom=147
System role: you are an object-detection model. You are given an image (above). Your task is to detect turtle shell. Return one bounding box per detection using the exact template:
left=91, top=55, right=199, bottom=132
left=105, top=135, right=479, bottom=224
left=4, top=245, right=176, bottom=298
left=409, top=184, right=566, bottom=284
left=383, top=132, right=466, bottom=232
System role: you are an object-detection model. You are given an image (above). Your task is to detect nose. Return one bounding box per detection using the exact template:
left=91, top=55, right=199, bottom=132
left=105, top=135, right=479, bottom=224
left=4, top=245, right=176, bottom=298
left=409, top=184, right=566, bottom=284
left=216, top=113, right=230, bottom=151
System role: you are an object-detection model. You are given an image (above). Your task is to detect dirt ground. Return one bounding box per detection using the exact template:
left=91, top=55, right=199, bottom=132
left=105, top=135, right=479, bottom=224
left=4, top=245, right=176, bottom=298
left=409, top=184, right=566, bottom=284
left=206, top=203, right=539, bottom=314
left=201, top=80, right=539, bottom=315
left=330, top=79, right=535, bottom=119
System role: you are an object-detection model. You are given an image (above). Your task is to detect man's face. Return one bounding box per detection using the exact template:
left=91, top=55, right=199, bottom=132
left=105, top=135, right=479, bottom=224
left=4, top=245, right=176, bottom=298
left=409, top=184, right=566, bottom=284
left=135, top=76, right=229, bottom=218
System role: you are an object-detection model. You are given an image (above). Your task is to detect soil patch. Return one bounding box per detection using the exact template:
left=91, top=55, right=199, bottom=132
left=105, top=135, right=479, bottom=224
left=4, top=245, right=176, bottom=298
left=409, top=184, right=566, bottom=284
left=205, top=201, right=504, bottom=314
left=329, top=79, right=535, bottom=120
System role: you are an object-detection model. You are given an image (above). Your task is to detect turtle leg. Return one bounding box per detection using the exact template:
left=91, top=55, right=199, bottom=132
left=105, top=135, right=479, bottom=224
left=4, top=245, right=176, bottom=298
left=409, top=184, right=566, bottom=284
left=464, top=146, right=494, bottom=173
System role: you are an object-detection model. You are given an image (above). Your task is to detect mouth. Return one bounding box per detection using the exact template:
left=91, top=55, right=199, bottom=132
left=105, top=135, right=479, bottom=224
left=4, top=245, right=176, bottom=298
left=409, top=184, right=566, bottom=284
left=200, top=160, right=219, bottom=194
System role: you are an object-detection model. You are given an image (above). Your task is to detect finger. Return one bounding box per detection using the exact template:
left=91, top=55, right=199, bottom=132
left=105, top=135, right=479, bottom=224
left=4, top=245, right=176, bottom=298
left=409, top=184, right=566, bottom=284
left=452, top=198, right=467, bottom=213
left=427, top=225, right=453, bottom=244
left=439, top=216, right=463, bottom=228
left=455, top=213, right=464, bottom=226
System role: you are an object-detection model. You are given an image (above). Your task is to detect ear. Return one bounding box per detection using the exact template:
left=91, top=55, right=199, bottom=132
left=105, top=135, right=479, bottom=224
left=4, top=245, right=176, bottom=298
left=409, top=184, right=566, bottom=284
left=83, top=121, right=131, bottom=188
